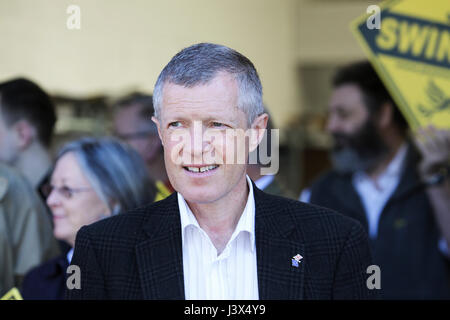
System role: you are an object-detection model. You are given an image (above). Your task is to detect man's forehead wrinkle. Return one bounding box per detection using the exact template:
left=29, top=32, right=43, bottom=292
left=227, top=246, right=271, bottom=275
left=165, top=95, right=232, bottom=105
left=164, top=72, right=238, bottom=91
left=166, top=104, right=240, bottom=122
left=163, top=100, right=236, bottom=114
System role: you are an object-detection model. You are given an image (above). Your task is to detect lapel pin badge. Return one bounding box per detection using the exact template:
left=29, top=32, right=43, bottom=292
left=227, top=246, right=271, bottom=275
left=291, top=254, right=303, bottom=267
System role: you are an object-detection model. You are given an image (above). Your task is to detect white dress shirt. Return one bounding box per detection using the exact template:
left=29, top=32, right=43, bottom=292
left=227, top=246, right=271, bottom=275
left=67, top=248, right=74, bottom=264
left=352, top=144, right=407, bottom=239
left=178, top=175, right=259, bottom=300
left=254, top=174, right=275, bottom=191
left=300, top=145, right=408, bottom=239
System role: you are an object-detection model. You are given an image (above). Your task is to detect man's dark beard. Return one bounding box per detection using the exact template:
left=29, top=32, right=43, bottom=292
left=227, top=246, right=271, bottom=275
left=330, top=119, right=389, bottom=174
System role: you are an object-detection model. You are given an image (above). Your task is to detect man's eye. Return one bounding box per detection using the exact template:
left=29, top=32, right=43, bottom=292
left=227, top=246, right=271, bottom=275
left=334, top=110, right=350, bottom=120
left=169, top=121, right=182, bottom=128
left=211, top=122, right=226, bottom=128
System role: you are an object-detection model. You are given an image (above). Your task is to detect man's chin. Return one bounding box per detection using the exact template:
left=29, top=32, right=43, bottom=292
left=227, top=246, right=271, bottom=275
left=330, top=149, right=378, bottom=174
left=181, top=190, right=223, bottom=205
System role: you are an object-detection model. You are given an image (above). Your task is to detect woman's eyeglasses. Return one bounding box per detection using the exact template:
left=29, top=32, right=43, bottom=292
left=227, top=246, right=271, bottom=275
left=44, top=184, right=92, bottom=199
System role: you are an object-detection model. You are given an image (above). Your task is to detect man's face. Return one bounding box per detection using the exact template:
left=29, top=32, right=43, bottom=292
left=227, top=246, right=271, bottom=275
left=113, top=104, right=162, bottom=164
left=153, top=73, right=256, bottom=204
left=0, top=110, right=20, bottom=164
left=327, top=84, right=370, bottom=147
left=327, top=84, right=387, bottom=173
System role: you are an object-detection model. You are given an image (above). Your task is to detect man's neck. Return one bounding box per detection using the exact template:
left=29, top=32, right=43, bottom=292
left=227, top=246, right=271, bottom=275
left=247, top=164, right=262, bottom=182
left=186, top=174, right=249, bottom=255
left=367, top=136, right=405, bottom=181
left=15, top=142, right=52, bottom=188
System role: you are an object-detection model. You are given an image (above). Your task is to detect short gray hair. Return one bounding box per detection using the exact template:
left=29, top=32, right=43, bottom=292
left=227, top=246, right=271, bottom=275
left=153, top=43, right=263, bottom=125
left=56, top=137, right=155, bottom=214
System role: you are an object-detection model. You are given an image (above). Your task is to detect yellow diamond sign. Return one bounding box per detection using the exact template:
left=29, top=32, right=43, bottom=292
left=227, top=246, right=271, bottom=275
left=352, top=0, right=450, bottom=130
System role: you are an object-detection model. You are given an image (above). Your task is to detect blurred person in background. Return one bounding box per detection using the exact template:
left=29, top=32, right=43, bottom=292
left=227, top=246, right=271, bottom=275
left=0, top=163, right=59, bottom=296
left=247, top=106, right=294, bottom=198
left=21, top=137, right=156, bottom=300
left=0, top=77, right=71, bottom=256
left=113, top=93, right=172, bottom=201
left=0, top=78, right=56, bottom=197
left=300, top=61, right=450, bottom=299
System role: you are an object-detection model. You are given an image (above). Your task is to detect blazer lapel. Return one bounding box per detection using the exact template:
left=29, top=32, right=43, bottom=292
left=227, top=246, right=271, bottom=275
left=254, top=185, right=305, bottom=300
left=135, top=193, right=185, bottom=299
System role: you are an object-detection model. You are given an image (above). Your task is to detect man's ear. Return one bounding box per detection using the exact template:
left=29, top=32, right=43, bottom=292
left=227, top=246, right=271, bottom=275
left=378, top=102, right=393, bottom=129
left=151, top=116, right=163, bottom=146
left=13, top=120, right=35, bottom=150
left=249, top=113, right=269, bottom=153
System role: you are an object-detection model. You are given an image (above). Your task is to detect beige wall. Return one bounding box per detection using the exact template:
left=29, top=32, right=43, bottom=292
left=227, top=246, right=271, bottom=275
left=296, top=0, right=378, bottom=64
left=0, top=0, right=378, bottom=129
left=292, top=0, right=381, bottom=124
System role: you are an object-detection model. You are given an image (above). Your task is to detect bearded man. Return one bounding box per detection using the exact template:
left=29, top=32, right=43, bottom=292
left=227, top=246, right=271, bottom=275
left=300, top=61, right=450, bottom=299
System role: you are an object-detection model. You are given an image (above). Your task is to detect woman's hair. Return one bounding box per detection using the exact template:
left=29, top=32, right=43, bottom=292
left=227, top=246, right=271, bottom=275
left=56, top=137, right=156, bottom=214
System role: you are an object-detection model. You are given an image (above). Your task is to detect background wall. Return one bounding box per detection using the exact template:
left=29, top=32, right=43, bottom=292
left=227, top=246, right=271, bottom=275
left=0, top=0, right=297, bottom=129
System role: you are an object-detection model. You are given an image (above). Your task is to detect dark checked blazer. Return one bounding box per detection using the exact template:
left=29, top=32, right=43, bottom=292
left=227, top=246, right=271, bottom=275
left=65, top=182, right=376, bottom=300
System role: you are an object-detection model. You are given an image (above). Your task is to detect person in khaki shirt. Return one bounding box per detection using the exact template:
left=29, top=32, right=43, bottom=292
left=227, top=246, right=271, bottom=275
left=0, top=163, right=59, bottom=296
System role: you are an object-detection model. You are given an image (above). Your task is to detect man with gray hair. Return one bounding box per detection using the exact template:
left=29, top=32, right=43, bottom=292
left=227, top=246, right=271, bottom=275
left=67, top=43, right=375, bottom=300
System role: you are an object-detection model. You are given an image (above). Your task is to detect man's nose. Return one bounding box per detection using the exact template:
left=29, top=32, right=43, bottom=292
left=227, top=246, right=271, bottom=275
left=189, top=122, right=210, bottom=159
left=326, top=113, right=340, bottom=134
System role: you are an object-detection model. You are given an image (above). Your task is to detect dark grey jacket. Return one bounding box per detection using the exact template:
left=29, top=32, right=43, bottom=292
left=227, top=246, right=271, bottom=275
left=309, top=145, right=450, bottom=299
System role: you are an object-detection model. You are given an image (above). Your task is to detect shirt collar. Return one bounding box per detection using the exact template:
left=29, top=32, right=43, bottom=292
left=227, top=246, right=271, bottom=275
left=384, top=143, right=408, bottom=177
left=178, top=175, right=256, bottom=252
left=353, top=143, right=408, bottom=185
left=254, top=174, right=275, bottom=191
left=67, top=248, right=74, bottom=264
